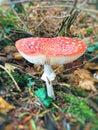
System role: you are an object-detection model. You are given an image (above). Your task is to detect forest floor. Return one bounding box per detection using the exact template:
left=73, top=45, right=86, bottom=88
left=0, top=1, right=98, bottom=130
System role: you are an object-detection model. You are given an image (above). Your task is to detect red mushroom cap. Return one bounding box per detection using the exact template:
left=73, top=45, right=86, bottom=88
left=15, top=37, right=86, bottom=65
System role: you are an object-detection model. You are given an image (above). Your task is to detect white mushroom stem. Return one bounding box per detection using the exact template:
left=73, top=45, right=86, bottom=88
left=41, top=64, right=56, bottom=99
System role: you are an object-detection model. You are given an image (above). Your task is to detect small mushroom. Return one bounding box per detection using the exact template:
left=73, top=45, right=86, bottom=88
left=15, top=37, right=86, bottom=99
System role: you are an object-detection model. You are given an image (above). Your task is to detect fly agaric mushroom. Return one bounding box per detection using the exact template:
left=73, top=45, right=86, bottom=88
left=15, top=37, right=86, bottom=99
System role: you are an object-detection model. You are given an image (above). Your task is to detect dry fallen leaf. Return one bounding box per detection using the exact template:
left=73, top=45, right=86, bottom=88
left=74, top=68, right=93, bottom=79
left=68, top=69, right=97, bottom=92
left=84, top=63, right=98, bottom=70
left=4, top=63, right=24, bottom=74
left=78, top=79, right=96, bottom=92
left=4, top=45, right=17, bottom=53
left=70, top=27, right=87, bottom=37
left=13, top=52, right=24, bottom=60
left=5, top=124, right=14, bottom=130
left=0, top=97, right=15, bottom=113
left=74, top=69, right=97, bottom=92
left=5, top=63, right=17, bottom=73
left=25, top=65, right=43, bottom=75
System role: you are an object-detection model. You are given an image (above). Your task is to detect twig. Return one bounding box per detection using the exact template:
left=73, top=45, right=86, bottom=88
left=85, top=55, right=98, bottom=63
left=80, top=8, right=98, bottom=14
left=87, top=12, right=98, bottom=22
left=1, top=0, right=98, bottom=15
left=11, top=9, right=29, bottom=32
left=0, top=64, right=21, bottom=92
left=43, top=5, right=98, bottom=14
left=0, top=0, right=32, bottom=6
left=86, top=92, right=98, bottom=99
left=57, top=0, right=78, bottom=36
left=77, top=0, right=88, bottom=9
left=35, top=14, right=70, bottom=29
left=88, top=99, right=98, bottom=112
left=60, top=55, right=98, bottom=73
left=70, top=0, right=78, bottom=13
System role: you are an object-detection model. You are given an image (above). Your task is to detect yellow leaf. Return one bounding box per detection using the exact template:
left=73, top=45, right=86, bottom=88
left=13, top=52, right=24, bottom=60
left=0, top=97, right=15, bottom=113
left=84, top=63, right=98, bottom=70
left=5, top=63, right=17, bottom=73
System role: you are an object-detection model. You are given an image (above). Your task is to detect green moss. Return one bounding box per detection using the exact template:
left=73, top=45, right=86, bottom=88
left=63, top=94, right=96, bottom=125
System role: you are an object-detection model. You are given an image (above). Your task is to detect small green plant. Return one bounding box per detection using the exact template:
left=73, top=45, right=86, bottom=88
left=86, top=42, right=98, bottom=53
left=87, top=28, right=93, bottom=35
left=0, top=70, right=12, bottom=87
left=12, top=72, right=28, bottom=88
left=34, top=88, right=53, bottom=107
left=63, top=94, right=97, bottom=125
left=12, top=71, right=35, bottom=89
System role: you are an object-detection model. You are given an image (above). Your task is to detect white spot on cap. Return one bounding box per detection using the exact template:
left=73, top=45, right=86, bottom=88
left=31, top=41, right=35, bottom=45
left=80, top=47, right=82, bottom=49
left=65, top=41, right=69, bottom=43
left=68, top=52, right=72, bottom=54
left=65, top=37, right=69, bottom=39
left=78, top=41, right=82, bottom=43
left=78, top=44, right=82, bottom=46
left=74, top=49, right=78, bottom=52
left=72, top=42, right=75, bottom=45
left=23, top=41, right=26, bottom=44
